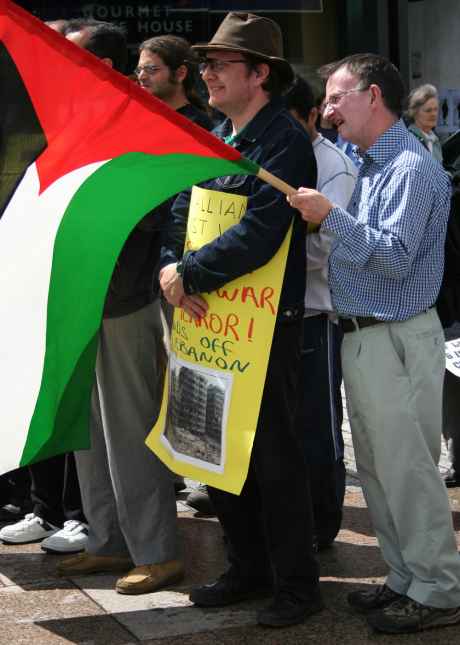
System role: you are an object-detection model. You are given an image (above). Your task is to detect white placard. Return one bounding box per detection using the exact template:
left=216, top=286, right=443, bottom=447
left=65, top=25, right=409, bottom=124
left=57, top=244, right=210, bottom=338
left=445, top=338, right=460, bottom=377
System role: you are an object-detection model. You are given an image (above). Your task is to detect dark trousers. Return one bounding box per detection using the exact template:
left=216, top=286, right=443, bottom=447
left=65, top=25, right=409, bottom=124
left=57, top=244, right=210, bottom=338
left=208, top=319, right=319, bottom=599
left=296, top=315, right=345, bottom=545
left=30, top=453, right=85, bottom=527
left=0, top=468, right=30, bottom=507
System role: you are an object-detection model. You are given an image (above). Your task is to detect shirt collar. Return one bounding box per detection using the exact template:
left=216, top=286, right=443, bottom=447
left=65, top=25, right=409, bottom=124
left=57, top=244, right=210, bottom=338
left=312, top=133, right=323, bottom=148
left=362, top=118, right=406, bottom=165
left=424, top=130, right=438, bottom=143
left=214, top=98, right=285, bottom=146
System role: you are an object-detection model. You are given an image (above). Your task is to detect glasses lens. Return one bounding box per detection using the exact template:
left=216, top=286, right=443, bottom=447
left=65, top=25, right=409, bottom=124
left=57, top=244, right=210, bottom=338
left=328, top=94, right=342, bottom=107
left=199, top=60, right=220, bottom=74
left=199, top=60, right=229, bottom=74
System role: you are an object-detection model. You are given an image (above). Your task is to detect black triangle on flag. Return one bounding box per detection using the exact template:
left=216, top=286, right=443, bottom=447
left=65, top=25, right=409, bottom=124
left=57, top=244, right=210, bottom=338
left=0, top=42, right=46, bottom=217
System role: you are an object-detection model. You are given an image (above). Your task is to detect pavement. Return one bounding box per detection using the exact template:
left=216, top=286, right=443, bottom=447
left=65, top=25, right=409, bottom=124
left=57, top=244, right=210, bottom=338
left=1, top=406, right=460, bottom=644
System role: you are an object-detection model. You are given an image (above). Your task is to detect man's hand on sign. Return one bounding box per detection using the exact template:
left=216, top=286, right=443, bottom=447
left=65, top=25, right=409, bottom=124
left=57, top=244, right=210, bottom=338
left=181, top=294, right=209, bottom=320
left=160, top=263, right=208, bottom=320
left=287, top=187, right=333, bottom=224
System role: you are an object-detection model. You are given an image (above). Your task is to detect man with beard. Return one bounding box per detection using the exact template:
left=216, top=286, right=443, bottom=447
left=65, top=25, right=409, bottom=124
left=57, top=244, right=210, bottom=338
left=136, top=35, right=212, bottom=131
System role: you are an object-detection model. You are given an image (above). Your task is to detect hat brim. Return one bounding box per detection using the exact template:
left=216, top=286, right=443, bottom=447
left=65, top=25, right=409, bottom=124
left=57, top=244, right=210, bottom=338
left=191, top=42, right=294, bottom=85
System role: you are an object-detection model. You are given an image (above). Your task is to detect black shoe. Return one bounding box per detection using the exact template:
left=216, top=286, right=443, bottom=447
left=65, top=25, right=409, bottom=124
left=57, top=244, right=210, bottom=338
left=189, top=569, right=271, bottom=607
left=186, top=484, right=215, bottom=515
left=0, top=498, right=33, bottom=523
left=0, top=503, right=23, bottom=523
left=443, top=468, right=460, bottom=488
left=257, top=591, right=324, bottom=627
left=367, top=596, right=460, bottom=634
left=347, top=584, right=404, bottom=614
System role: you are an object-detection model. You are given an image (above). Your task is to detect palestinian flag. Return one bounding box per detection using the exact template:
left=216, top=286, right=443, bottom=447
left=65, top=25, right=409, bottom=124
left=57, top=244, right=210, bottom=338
left=0, top=0, right=257, bottom=474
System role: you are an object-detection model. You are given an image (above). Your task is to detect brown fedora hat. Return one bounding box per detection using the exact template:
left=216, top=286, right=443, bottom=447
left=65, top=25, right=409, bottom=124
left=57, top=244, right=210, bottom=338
left=191, top=12, right=293, bottom=86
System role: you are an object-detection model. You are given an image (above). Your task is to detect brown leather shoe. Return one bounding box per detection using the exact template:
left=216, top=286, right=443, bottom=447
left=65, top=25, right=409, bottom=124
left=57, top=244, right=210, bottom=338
left=57, top=552, right=133, bottom=576
left=116, top=560, right=184, bottom=595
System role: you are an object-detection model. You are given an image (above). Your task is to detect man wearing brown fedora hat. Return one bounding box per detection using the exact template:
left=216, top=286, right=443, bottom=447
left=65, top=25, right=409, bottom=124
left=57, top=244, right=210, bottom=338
left=159, top=12, right=322, bottom=627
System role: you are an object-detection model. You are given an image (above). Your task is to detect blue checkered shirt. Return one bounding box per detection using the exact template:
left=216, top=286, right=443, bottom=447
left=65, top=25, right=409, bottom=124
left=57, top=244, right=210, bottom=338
left=322, top=119, right=451, bottom=321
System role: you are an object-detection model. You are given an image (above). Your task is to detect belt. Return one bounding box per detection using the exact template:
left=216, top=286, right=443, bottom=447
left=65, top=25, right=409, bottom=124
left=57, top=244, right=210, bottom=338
left=339, top=316, right=387, bottom=333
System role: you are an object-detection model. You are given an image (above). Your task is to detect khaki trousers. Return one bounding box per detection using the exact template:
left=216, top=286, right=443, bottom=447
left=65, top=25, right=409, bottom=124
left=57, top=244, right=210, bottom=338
left=342, top=308, right=460, bottom=608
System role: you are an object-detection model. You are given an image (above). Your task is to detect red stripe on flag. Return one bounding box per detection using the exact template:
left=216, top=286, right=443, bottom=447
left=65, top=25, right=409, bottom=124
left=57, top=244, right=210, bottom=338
left=0, top=0, right=241, bottom=194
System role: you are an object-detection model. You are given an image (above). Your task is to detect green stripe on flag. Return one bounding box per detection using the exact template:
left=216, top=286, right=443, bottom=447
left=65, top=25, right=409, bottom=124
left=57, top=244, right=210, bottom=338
left=20, top=152, right=258, bottom=465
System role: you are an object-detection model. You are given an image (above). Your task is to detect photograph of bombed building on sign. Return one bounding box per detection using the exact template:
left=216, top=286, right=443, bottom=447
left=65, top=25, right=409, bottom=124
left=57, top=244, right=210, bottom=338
left=163, top=355, right=232, bottom=469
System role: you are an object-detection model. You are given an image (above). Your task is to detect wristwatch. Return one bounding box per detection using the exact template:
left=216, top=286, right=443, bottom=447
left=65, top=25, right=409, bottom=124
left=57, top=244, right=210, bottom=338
left=176, top=259, right=184, bottom=276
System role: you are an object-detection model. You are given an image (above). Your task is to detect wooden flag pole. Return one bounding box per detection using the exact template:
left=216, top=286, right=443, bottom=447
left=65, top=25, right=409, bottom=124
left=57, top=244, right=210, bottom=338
left=257, top=166, right=319, bottom=232
left=257, top=167, right=296, bottom=196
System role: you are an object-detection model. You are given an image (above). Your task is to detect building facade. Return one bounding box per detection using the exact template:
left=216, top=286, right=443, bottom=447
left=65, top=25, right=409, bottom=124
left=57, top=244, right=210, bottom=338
left=15, top=1, right=406, bottom=88
left=15, top=1, right=459, bottom=132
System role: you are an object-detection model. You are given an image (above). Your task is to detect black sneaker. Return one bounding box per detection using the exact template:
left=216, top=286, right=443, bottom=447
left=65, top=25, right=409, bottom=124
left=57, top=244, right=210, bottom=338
left=186, top=484, right=215, bottom=516
left=348, top=584, right=403, bottom=613
left=367, top=596, right=460, bottom=634
left=257, top=591, right=324, bottom=627
left=189, top=569, right=271, bottom=607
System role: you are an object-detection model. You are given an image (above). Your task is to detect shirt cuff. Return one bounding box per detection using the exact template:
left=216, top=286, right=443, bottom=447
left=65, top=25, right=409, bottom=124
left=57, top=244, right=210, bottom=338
left=321, top=205, right=357, bottom=238
left=180, top=252, right=197, bottom=295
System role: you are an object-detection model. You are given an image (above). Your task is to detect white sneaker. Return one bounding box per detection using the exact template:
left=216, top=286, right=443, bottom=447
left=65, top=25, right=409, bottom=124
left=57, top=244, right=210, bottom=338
left=0, top=513, right=59, bottom=544
left=41, top=520, right=89, bottom=553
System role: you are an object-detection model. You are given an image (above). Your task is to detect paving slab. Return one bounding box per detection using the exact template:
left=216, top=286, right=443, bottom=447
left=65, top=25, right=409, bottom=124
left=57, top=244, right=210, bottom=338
left=140, top=616, right=460, bottom=645
left=95, top=595, right=268, bottom=641
left=0, top=580, right=135, bottom=645
left=0, top=547, right=75, bottom=589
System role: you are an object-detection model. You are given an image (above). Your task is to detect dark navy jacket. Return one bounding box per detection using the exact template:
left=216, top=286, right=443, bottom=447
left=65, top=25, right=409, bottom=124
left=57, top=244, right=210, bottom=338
left=160, top=98, right=317, bottom=320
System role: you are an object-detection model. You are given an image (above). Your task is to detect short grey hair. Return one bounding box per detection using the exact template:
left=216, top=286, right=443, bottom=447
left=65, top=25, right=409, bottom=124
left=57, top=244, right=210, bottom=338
left=406, top=84, right=438, bottom=121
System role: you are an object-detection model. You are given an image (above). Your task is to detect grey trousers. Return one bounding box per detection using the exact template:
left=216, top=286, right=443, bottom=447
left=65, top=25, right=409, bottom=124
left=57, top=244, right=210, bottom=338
left=342, top=308, right=460, bottom=608
left=75, top=301, right=179, bottom=565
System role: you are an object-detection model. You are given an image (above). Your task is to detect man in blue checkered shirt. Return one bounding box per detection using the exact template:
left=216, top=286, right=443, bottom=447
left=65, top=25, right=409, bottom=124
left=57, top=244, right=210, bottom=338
left=289, top=53, right=460, bottom=635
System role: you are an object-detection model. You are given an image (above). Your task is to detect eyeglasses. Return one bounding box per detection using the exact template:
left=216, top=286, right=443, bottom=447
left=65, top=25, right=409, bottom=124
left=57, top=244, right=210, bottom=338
left=198, top=59, right=247, bottom=74
left=323, top=86, right=369, bottom=110
left=134, top=64, right=167, bottom=76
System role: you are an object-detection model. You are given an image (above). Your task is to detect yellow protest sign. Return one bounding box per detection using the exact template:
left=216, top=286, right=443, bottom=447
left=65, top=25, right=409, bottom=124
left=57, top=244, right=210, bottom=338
left=146, top=185, right=292, bottom=494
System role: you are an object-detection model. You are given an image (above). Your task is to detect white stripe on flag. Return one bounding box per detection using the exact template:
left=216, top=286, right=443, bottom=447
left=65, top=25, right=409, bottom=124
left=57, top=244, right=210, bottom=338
left=0, top=161, right=106, bottom=472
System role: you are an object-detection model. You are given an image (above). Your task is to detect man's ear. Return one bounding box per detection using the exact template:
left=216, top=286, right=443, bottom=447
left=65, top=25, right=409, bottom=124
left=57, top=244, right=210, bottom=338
left=254, top=62, right=270, bottom=83
left=100, top=57, right=113, bottom=68
left=369, top=83, right=381, bottom=105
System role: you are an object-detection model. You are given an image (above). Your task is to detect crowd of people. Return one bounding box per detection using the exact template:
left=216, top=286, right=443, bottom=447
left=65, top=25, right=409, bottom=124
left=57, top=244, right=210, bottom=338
left=1, top=9, right=460, bottom=635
